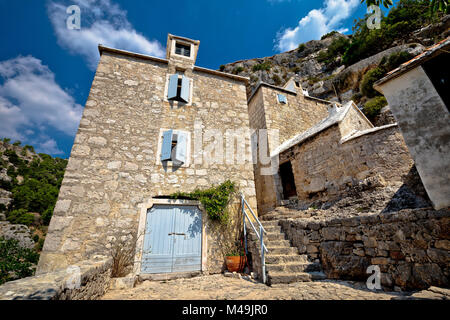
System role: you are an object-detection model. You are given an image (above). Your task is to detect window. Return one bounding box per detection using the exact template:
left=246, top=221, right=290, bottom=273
left=160, top=130, right=188, bottom=164
left=167, top=74, right=190, bottom=103
left=277, top=93, right=287, bottom=104
left=422, top=52, right=449, bottom=112
left=175, top=42, right=191, bottom=57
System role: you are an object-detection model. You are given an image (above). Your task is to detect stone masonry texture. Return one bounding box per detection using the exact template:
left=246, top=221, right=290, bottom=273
left=278, top=208, right=449, bottom=290
left=283, top=125, right=413, bottom=202
left=37, top=45, right=257, bottom=275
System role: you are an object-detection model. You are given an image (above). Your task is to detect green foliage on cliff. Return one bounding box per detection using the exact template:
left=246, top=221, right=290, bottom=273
left=363, top=96, right=388, bottom=121
left=252, top=61, right=272, bottom=72
left=168, top=180, right=236, bottom=225
left=0, top=237, right=39, bottom=285
left=0, top=140, right=67, bottom=227
left=343, top=0, right=439, bottom=66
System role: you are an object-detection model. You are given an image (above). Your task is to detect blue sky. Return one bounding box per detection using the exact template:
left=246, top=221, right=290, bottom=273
left=0, top=0, right=387, bottom=158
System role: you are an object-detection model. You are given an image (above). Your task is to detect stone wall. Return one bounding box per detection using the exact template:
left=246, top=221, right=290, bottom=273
left=282, top=124, right=413, bottom=201
left=0, top=257, right=112, bottom=300
left=38, top=48, right=257, bottom=275
left=278, top=208, right=449, bottom=290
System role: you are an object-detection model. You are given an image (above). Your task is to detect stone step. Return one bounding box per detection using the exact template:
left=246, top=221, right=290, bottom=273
left=260, top=220, right=280, bottom=227
left=265, top=254, right=309, bottom=264
left=262, top=225, right=281, bottom=233
left=268, top=271, right=326, bottom=285
left=264, top=239, right=291, bottom=247
left=266, top=246, right=298, bottom=255
left=266, top=262, right=321, bottom=273
left=266, top=232, right=286, bottom=241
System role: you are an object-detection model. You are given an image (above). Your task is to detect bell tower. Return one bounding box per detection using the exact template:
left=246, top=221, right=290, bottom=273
left=166, top=34, right=200, bottom=72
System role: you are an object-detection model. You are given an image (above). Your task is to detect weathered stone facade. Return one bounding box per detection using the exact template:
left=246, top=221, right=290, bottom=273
left=247, top=81, right=331, bottom=214
left=37, top=35, right=257, bottom=275
left=282, top=123, right=413, bottom=202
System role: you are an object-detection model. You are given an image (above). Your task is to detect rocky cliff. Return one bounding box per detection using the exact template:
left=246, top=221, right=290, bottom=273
left=221, top=14, right=450, bottom=119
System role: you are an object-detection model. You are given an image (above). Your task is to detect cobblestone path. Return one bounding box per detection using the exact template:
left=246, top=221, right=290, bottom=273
left=102, top=274, right=417, bottom=300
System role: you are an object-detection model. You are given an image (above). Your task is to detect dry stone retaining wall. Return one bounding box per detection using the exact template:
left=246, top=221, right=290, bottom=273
left=278, top=208, right=449, bottom=290
left=0, top=257, right=112, bottom=300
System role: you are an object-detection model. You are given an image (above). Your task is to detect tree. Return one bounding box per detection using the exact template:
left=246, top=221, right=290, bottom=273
left=361, top=0, right=448, bottom=13
left=362, top=0, right=394, bottom=9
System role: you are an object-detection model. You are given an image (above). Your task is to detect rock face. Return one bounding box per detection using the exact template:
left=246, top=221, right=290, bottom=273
left=221, top=14, right=450, bottom=105
left=0, top=221, right=34, bottom=249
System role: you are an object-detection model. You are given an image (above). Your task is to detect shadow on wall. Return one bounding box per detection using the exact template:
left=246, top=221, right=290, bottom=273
left=382, top=166, right=432, bottom=213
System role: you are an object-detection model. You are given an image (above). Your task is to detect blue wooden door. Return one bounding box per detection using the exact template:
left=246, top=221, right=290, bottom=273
left=141, top=205, right=202, bottom=273
left=172, top=206, right=202, bottom=272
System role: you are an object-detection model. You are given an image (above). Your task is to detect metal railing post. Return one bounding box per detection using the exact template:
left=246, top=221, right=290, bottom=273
left=260, top=225, right=266, bottom=284
left=240, top=192, right=268, bottom=284
left=242, top=195, right=248, bottom=255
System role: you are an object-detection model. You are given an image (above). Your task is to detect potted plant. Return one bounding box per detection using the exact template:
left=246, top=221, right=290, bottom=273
left=225, top=242, right=247, bottom=273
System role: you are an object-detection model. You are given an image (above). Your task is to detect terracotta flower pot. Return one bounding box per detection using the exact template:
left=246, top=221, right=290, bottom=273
left=225, top=255, right=247, bottom=272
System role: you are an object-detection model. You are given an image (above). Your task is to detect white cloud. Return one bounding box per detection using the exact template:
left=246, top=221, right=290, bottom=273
left=275, top=0, right=359, bottom=51
left=0, top=55, right=83, bottom=155
left=36, top=137, right=64, bottom=155
left=47, top=0, right=165, bottom=70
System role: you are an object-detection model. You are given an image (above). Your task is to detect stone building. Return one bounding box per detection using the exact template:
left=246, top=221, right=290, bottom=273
left=273, top=101, right=413, bottom=203
left=247, top=78, right=331, bottom=213
left=374, top=37, right=450, bottom=210
left=37, top=33, right=438, bottom=281
left=37, top=34, right=258, bottom=275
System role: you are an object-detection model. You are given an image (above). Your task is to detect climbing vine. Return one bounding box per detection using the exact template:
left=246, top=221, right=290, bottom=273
left=168, top=180, right=236, bottom=225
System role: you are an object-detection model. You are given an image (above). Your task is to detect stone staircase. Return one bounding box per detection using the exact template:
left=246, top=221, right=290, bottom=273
left=260, top=220, right=326, bottom=285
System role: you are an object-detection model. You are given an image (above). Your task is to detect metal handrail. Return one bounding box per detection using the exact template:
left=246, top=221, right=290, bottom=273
left=241, top=192, right=268, bottom=284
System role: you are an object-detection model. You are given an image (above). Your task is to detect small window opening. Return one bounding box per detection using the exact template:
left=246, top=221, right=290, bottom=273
left=170, top=134, right=178, bottom=161
left=175, top=42, right=191, bottom=57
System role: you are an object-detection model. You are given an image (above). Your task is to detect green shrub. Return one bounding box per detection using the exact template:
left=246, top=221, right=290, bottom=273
left=272, top=74, right=282, bottom=86
left=35, top=238, right=45, bottom=252
left=169, top=180, right=236, bottom=225
left=381, top=51, right=414, bottom=72
left=219, top=65, right=225, bottom=71
left=360, top=67, right=386, bottom=98
left=0, top=237, right=39, bottom=284
left=316, top=50, right=329, bottom=63
left=42, top=205, right=54, bottom=225
left=321, top=31, right=338, bottom=40
left=351, top=92, right=363, bottom=104
left=342, top=0, right=435, bottom=66
left=298, top=43, right=306, bottom=52
left=363, top=96, right=388, bottom=121
left=317, top=36, right=350, bottom=65
left=6, top=208, right=34, bottom=226
left=252, top=61, right=272, bottom=72
left=232, top=66, right=244, bottom=74
left=23, top=145, right=35, bottom=153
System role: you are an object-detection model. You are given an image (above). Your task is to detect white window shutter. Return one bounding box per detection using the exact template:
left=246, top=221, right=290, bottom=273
left=174, top=132, right=187, bottom=164
left=167, top=74, right=178, bottom=100
left=180, top=75, right=190, bottom=103
left=161, top=130, right=173, bottom=161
